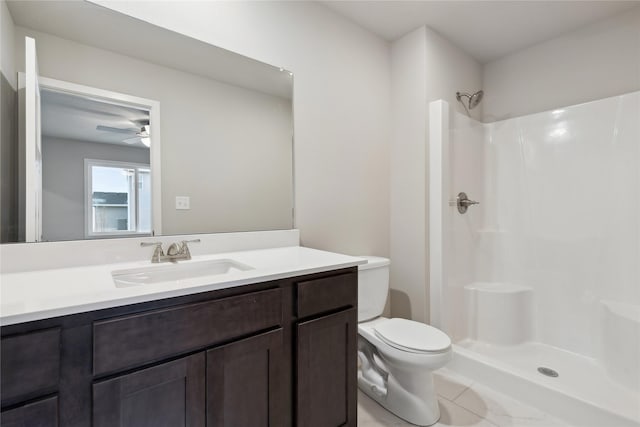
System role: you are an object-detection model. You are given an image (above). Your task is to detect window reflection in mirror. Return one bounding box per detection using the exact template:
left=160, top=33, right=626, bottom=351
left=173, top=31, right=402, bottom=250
left=85, top=161, right=151, bottom=238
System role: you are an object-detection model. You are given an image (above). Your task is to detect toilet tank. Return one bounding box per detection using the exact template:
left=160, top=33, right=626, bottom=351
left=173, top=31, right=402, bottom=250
left=357, top=256, right=391, bottom=322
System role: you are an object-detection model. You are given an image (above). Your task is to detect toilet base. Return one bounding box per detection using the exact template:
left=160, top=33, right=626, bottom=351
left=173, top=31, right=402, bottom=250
left=358, top=371, right=441, bottom=426
left=356, top=318, right=451, bottom=426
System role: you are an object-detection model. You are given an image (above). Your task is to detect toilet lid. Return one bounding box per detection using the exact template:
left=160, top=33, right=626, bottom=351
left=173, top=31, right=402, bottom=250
left=373, top=318, right=451, bottom=353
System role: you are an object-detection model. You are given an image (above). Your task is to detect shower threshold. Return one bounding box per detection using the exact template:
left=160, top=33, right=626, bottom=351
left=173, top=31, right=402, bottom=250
left=450, top=340, right=640, bottom=427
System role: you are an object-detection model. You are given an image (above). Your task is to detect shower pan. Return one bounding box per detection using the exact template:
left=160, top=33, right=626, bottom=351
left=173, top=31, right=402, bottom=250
left=429, top=92, right=640, bottom=427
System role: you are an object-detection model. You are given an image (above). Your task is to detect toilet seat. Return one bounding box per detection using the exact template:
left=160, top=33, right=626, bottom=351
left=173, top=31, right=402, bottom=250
left=373, top=318, right=451, bottom=354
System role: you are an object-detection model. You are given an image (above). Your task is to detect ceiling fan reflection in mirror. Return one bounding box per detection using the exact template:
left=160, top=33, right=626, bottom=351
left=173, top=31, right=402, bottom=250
left=96, top=124, right=151, bottom=147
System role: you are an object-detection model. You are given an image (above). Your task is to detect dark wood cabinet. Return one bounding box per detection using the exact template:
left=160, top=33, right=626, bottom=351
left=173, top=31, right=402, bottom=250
left=206, top=328, right=284, bottom=426
left=296, top=309, right=358, bottom=427
left=0, top=328, right=60, bottom=405
left=296, top=273, right=357, bottom=318
left=0, top=267, right=357, bottom=427
left=0, top=396, right=58, bottom=427
left=93, top=353, right=206, bottom=427
left=93, top=288, right=282, bottom=376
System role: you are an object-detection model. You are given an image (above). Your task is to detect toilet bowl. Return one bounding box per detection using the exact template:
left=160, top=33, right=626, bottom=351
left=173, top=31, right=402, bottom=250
left=357, top=256, right=452, bottom=426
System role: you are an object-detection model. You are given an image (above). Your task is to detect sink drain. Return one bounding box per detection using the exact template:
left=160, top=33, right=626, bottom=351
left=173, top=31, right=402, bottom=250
left=537, top=367, right=559, bottom=377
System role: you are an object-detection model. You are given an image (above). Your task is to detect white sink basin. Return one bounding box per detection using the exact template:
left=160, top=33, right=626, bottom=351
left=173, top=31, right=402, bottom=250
left=112, top=259, right=253, bottom=287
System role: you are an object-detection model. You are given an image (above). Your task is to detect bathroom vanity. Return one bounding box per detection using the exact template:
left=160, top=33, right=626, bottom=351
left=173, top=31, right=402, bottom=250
left=0, top=244, right=361, bottom=427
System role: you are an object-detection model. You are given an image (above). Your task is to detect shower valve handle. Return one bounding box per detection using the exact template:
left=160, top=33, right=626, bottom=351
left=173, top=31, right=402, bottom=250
left=455, top=192, right=479, bottom=214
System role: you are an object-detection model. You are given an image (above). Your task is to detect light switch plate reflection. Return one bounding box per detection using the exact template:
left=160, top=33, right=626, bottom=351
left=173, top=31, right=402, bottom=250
left=175, top=196, right=190, bottom=210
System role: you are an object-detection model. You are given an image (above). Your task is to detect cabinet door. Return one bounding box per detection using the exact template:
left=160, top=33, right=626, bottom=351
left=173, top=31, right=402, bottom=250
left=0, top=396, right=58, bottom=427
left=1, top=328, right=60, bottom=405
left=93, top=353, right=205, bottom=427
left=206, top=329, right=284, bottom=427
left=296, top=309, right=357, bottom=427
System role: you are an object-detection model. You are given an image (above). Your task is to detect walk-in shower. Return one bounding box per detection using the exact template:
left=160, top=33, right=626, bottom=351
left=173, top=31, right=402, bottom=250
left=429, top=92, right=640, bottom=427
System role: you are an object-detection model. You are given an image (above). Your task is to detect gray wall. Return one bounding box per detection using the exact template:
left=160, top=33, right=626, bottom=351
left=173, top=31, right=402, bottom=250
left=42, top=137, right=149, bottom=241
left=483, top=7, right=640, bottom=121
left=98, top=1, right=390, bottom=257
left=0, top=73, right=17, bottom=243
left=389, top=26, right=483, bottom=322
left=15, top=26, right=294, bottom=238
left=0, top=0, right=17, bottom=243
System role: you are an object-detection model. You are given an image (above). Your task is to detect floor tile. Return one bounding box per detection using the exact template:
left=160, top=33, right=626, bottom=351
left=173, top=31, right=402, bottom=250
left=358, top=389, right=496, bottom=427
left=433, top=367, right=474, bottom=401
left=434, top=397, right=498, bottom=427
left=357, top=369, right=572, bottom=427
left=453, top=383, right=570, bottom=427
left=358, top=390, right=413, bottom=426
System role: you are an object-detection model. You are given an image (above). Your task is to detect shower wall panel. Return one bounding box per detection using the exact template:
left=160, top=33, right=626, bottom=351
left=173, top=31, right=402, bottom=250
left=444, top=92, right=640, bottom=360
left=484, top=92, right=639, bottom=357
left=442, top=112, right=484, bottom=341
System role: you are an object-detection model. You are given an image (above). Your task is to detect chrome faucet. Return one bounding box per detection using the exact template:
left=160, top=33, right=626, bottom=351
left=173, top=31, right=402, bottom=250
left=141, top=239, right=201, bottom=263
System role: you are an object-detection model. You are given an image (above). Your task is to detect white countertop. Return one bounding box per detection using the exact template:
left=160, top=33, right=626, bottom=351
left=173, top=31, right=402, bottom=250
left=0, top=246, right=366, bottom=326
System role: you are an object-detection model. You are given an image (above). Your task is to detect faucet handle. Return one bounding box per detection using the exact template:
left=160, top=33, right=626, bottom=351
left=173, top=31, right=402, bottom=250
left=180, top=239, right=200, bottom=259
left=181, top=239, right=201, bottom=244
left=141, top=241, right=165, bottom=263
left=141, top=241, right=164, bottom=250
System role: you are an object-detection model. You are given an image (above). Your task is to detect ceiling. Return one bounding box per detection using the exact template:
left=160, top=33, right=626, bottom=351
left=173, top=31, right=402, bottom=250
left=321, top=1, right=638, bottom=63
left=41, top=89, right=150, bottom=148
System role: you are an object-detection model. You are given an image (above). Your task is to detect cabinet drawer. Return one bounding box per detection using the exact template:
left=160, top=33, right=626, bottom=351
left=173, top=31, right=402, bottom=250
left=296, top=273, right=357, bottom=318
left=1, top=328, right=60, bottom=404
left=1, top=396, right=58, bottom=427
left=93, top=288, right=282, bottom=376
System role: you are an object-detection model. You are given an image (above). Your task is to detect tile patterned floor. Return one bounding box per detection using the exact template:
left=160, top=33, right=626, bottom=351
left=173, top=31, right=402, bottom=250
left=357, top=368, right=572, bottom=427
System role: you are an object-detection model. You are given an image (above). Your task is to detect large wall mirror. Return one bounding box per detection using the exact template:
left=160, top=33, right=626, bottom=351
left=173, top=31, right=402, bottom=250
left=0, top=0, right=294, bottom=243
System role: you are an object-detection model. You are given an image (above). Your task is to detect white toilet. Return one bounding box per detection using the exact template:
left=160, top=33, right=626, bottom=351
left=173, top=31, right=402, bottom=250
left=357, top=256, right=452, bottom=426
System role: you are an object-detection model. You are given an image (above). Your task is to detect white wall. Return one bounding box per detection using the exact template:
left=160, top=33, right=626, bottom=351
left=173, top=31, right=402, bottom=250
left=41, top=137, right=150, bottom=241
left=0, top=0, right=15, bottom=90
left=483, top=7, right=640, bottom=121
left=0, top=0, right=17, bottom=242
left=95, top=1, right=391, bottom=257
left=390, top=27, right=428, bottom=321
left=14, top=26, right=294, bottom=237
left=423, top=26, right=484, bottom=123
left=390, top=25, right=482, bottom=322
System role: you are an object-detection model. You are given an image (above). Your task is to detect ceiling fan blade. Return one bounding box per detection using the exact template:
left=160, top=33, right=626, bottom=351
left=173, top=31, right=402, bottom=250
left=136, top=124, right=150, bottom=138
left=96, top=125, right=139, bottom=134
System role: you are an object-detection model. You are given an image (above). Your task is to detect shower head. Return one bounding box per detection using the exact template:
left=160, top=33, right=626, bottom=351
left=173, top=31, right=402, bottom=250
left=468, top=90, right=483, bottom=109
left=456, top=90, right=484, bottom=113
